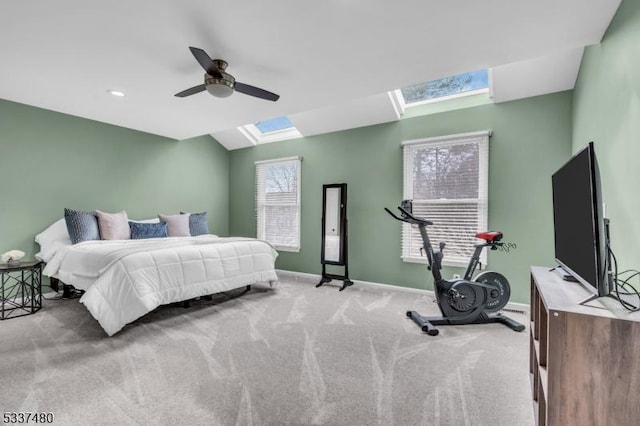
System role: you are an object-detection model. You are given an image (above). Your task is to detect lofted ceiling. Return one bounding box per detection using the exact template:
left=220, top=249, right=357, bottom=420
left=0, top=1, right=621, bottom=148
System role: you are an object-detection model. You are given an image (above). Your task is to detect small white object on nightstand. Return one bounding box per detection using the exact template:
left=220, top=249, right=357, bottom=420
left=1, top=249, right=25, bottom=266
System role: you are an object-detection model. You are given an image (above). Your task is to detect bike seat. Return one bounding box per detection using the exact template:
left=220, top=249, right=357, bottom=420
left=476, top=231, right=503, bottom=242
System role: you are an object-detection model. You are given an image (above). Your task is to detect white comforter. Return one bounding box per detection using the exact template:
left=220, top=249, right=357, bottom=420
left=43, top=236, right=279, bottom=336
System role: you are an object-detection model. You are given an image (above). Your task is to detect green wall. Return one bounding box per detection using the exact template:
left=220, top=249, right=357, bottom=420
left=0, top=99, right=230, bottom=260
left=573, top=0, right=640, bottom=272
left=228, top=91, right=573, bottom=303
left=0, top=71, right=579, bottom=304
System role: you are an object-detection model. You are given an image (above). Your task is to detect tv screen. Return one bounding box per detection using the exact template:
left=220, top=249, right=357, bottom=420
left=552, top=142, right=610, bottom=296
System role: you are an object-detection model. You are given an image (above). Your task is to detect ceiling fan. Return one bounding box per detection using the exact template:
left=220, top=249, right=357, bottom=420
left=175, top=47, right=280, bottom=102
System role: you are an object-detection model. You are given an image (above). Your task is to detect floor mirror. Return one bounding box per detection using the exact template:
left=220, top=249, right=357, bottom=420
left=316, top=183, right=353, bottom=291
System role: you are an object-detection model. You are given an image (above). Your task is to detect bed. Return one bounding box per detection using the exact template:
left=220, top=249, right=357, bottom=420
left=36, top=219, right=279, bottom=336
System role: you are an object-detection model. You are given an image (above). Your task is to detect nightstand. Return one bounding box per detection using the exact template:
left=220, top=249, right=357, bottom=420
left=0, top=260, right=43, bottom=320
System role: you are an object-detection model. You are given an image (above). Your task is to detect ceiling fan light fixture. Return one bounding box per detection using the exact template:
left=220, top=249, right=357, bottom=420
left=206, top=82, right=234, bottom=98
left=205, top=72, right=235, bottom=98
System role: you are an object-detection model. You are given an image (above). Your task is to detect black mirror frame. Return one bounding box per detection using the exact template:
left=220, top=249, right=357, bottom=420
left=317, top=183, right=353, bottom=291
left=320, top=183, right=347, bottom=265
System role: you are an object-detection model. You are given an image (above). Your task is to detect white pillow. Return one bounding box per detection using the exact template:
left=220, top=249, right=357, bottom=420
left=35, top=218, right=72, bottom=262
left=35, top=218, right=68, bottom=245
left=129, top=218, right=160, bottom=224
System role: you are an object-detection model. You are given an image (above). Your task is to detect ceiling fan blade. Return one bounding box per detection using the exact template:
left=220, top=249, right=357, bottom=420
left=234, top=82, right=280, bottom=101
left=175, top=84, right=207, bottom=97
left=189, top=47, right=223, bottom=78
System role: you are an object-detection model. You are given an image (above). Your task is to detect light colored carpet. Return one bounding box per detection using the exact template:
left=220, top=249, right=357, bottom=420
left=0, top=276, right=534, bottom=425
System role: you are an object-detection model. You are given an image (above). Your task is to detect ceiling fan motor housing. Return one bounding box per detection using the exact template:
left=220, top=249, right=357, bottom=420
left=205, top=59, right=235, bottom=97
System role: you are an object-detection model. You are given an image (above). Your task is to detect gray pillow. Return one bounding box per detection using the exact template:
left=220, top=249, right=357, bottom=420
left=64, top=208, right=100, bottom=244
left=180, top=211, right=209, bottom=236
left=158, top=213, right=191, bottom=237
left=96, top=210, right=131, bottom=240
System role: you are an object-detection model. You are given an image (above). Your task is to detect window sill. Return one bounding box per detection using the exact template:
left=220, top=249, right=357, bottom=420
left=401, top=256, right=473, bottom=269
left=274, top=246, right=300, bottom=253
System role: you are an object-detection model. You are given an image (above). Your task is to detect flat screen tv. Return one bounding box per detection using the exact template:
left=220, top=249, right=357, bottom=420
left=552, top=142, right=610, bottom=297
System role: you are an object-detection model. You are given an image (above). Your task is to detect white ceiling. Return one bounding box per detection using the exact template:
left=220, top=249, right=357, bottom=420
left=0, top=0, right=620, bottom=147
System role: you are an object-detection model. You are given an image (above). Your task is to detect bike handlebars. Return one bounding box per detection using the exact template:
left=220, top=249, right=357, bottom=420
left=384, top=206, right=433, bottom=226
left=384, top=207, right=402, bottom=221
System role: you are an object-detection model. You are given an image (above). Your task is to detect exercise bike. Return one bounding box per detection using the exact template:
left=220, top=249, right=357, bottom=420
left=385, top=200, right=525, bottom=336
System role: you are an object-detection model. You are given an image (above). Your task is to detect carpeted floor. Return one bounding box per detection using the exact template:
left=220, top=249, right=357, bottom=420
left=0, top=276, right=534, bottom=425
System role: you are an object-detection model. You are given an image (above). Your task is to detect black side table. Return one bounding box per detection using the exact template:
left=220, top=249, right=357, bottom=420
left=0, top=260, right=43, bottom=320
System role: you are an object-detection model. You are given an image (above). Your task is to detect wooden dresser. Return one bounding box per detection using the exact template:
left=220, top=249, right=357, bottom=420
left=530, top=266, right=640, bottom=426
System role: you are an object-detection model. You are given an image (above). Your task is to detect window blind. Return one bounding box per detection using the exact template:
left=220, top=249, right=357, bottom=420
left=402, top=131, right=489, bottom=266
left=255, top=156, right=302, bottom=251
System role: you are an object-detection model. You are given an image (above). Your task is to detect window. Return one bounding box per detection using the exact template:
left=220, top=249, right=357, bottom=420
left=256, top=156, right=302, bottom=251
left=401, top=131, right=490, bottom=266
left=255, top=116, right=294, bottom=133
left=239, top=116, right=302, bottom=145
left=398, top=69, right=490, bottom=107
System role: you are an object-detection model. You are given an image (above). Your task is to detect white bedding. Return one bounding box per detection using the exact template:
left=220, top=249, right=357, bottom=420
left=43, top=236, right=279, bottom=336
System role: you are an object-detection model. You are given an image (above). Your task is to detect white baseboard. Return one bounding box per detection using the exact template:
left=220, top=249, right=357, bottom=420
left=275, top=269, right=530, bottom=315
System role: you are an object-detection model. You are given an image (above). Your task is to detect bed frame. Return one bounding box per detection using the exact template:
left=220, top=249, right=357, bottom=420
left=49, top=276, right=251, bottom=307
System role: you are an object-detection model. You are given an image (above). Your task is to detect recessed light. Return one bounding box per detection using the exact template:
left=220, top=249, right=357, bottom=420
left=107, top=90, right=125, bottom=97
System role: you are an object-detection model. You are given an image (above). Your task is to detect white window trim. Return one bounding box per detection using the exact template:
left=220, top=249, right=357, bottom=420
left=255, top=156, right=302, bottom=252
left=255, top=156, right=302, bottom=165
left=387, top=90, right=406, bottom=118
left=402, top=130, right=493, bottom=147
left=487, top=68, right=494, bottom=99
left=401, top=130, right=490, bottom=267
left=240, top=124, right=302, bottom=145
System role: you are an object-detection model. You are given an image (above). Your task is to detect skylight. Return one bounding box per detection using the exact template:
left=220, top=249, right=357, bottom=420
left=238, top=115, right=301, bottom=145
left=400, top=69, right=490, bottom=105
left=255, top=116, right=294, bottom=134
